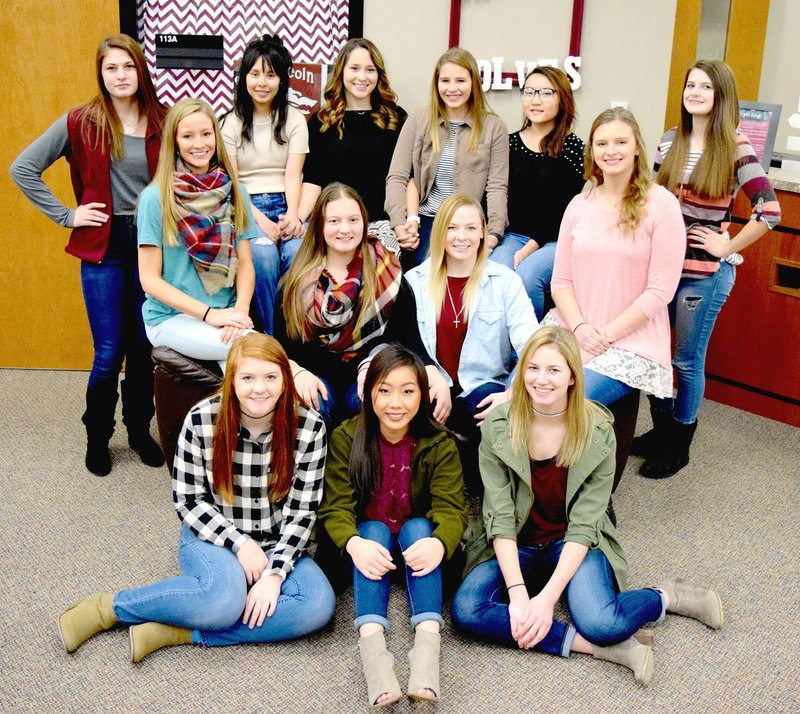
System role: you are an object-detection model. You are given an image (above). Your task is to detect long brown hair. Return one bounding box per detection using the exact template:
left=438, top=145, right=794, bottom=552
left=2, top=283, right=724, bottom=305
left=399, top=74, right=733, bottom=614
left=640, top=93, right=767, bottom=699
left=584, top=107, right=652, bottom=234
left=212, top=334, right=299, bottom=504
left=508, top=327, right=604, bottom=466
left=656, top=59, right=738, bottom=199
left=281, top=182, right=374, bottom=341
left=317, top=38, right=401, bottom=138
left=428, top=48, right=494, bottom=154
left=154, top=98, right=249, bottom=247
left=78, top=34, right=166, bottom=159
left=519, top=66, right=576, bottom=157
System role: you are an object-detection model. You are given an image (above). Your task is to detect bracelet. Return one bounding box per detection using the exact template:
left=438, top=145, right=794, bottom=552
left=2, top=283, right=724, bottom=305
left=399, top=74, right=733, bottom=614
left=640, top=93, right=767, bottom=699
left=292, top=369, right=309, bottom=379
left=202, top=306, right=212, bottom=322
left=572, top=322, right=586, bottom=334
left=406, top=215, right=421, bottom=224
left=507, top=583, right=526, bottom=591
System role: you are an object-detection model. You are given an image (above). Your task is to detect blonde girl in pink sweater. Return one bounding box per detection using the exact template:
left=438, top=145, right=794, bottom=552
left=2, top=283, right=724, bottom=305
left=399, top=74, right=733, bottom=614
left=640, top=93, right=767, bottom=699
left=545, top=108, right=685, bottom=406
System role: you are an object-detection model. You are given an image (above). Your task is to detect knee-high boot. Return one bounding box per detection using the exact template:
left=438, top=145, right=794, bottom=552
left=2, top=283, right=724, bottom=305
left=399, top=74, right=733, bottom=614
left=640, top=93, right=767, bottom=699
left=82, top=382, right=119, bottom=476
left=121, top=374, right=164, bottom=468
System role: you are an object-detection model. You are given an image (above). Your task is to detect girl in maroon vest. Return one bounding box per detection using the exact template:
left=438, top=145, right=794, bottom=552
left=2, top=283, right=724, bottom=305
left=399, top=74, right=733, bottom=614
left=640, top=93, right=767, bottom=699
left=11, top=34, right=167, bottom=477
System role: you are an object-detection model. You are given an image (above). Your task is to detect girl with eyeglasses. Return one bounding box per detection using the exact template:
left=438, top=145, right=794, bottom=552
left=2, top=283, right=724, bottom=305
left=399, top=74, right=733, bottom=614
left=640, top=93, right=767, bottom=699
left=489, top=67, right=586, bottom=321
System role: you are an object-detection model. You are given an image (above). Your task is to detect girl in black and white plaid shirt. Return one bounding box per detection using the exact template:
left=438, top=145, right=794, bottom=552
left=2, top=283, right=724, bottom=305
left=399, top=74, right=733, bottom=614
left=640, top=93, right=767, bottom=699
left=57, top=333, right=335, bottom=661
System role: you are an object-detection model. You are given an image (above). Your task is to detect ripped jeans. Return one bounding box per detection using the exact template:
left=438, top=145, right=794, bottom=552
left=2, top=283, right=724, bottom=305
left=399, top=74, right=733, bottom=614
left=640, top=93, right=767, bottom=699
left=652, top=262, right=735, bottom=424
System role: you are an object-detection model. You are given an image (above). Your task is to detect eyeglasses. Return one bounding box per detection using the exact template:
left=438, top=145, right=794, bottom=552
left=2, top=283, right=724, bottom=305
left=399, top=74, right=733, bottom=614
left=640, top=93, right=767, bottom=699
left=521, top=87, right=557, bottom=99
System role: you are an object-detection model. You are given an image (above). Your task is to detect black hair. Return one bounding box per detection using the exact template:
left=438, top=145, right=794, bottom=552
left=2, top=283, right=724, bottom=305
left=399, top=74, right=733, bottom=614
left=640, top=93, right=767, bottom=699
left=348, top=344, right=444, bottom=506
left=233, top=34, right=292, bottom=145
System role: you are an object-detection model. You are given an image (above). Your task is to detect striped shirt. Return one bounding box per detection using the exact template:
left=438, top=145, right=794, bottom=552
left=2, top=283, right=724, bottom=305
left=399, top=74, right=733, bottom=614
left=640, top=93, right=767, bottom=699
left=172, top=396, right=327, bottom=579
left=654, top=128, right=781, bottom=279
left=419, top=121, right=462, bottom=217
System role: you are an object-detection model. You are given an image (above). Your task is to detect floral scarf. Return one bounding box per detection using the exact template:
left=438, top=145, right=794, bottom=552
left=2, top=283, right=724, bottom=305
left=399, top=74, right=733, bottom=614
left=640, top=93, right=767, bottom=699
left=173, top=160, right=237, bottom=296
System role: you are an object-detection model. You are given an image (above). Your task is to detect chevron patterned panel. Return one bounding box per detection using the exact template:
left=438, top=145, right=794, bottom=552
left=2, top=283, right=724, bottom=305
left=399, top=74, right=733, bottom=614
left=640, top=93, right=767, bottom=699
left=136, top=0, right=349, bottom=114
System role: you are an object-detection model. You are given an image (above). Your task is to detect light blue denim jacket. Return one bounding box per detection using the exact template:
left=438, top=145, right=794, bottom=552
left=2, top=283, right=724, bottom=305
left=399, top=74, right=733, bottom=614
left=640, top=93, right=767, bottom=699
left=406, top=259, right=539, bottom=397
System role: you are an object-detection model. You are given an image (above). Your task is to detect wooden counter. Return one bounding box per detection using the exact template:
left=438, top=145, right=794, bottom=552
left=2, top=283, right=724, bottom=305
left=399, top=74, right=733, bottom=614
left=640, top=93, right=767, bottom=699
left=704, top=170, right=800, bottom=426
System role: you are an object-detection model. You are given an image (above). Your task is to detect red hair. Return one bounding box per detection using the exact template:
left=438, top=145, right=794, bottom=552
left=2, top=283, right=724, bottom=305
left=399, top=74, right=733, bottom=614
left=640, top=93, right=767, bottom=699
left=212, top=334, right=298, bottom=503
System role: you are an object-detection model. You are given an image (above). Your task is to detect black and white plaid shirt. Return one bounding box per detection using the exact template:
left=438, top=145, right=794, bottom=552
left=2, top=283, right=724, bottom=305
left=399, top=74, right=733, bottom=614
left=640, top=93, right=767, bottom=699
left=172, top=396, right=327, bottom=579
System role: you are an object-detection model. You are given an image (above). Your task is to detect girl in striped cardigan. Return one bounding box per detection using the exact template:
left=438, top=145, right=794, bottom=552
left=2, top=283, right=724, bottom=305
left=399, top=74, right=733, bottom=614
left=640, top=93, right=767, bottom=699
left=635, top=59, right=781, bottom=478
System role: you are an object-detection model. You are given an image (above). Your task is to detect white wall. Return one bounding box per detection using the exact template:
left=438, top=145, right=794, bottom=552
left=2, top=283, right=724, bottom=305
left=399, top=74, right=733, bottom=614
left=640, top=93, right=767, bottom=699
left=759, top=0, right=800, bottom=158
left=364, top=0, right=678, bottom=157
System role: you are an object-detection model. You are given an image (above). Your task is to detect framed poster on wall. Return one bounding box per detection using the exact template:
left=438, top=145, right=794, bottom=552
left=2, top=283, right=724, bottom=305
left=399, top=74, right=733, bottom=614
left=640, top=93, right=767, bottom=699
left=738, top=101, right=782, bottom=173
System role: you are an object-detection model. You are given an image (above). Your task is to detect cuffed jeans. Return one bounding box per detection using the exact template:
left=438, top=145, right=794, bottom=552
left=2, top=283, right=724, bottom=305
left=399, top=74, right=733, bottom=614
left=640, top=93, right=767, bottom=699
left=80, top=215, right=153, bottom=390
left=113, top=525, right=335, bottom=646
left=652, top=263, right=736, bottom=424
left=249, top=191, right=303, bottom=335
left=489, top=233, right=556, bottom=321
left=452, top=540, right=664, bottom=656
left=353, top=519, right=444, bottom=631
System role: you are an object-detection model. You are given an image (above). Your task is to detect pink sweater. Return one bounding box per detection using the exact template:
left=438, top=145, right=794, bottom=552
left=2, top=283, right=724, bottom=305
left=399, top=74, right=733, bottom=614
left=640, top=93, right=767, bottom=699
left=550, top=185, right=685, bottom=370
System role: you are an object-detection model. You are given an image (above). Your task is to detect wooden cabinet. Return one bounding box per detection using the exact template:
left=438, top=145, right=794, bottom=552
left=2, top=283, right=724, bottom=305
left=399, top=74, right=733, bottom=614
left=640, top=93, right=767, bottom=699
left=705, top=189, right=800, bottom=426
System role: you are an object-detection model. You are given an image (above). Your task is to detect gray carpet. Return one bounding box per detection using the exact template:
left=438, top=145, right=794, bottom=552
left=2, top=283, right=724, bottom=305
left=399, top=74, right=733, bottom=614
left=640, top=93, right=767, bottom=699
left=1, top=368, right=798, bottom=713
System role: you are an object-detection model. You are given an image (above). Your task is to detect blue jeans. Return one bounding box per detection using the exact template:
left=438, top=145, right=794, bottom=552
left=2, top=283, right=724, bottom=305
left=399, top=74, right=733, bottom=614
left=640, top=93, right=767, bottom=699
left=315, top=376, right=361, bottom=426
left=400, top=214, right=434, bottom=272
left=654, top=263, right=736, bottom=424
left=249, top=192, right=303, bottom=334
left=353, top=519, right=444, bottom=631
left=452, top=540, right=664, bottom=655
left=80, top=216, right=152, bottom=390
left=583, top=369, right=634, bottom=407
left=112, top=525, right=335, bottom=646
left=490, top=233, right=556, bottom=321
left=446, top=382, right=506, bottom=493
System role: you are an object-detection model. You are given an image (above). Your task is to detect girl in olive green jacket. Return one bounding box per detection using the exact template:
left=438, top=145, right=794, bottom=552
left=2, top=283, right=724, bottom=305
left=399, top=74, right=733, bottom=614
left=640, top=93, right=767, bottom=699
left=452, top=327, right=723, bottom=686
left=318, top=343, right=467, bottom=706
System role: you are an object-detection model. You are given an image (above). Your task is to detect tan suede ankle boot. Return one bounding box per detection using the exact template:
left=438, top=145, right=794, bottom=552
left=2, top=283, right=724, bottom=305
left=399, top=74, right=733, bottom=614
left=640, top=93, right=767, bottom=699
left=407, top=629, right=441, bottom=702
left=659, top=577, right=724, bottom=630
left=593, top=637, right=654, bottom=686
left=129, top=622, right=193, bottom=662
left=358, top=631, right=403, bottom=708
left=58, top=592, right=118, bottom=653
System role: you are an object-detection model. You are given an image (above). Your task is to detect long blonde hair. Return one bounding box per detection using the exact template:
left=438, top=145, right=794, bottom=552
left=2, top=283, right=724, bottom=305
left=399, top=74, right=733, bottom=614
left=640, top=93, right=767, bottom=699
left=428, top=48, right=493, bottom=154
left=427, top=195, right=489, bottom=320
left=508, top=327, right=604, bottom=466
left=154, top=98, right=248, bottom=247
left=584, top=107, right=652, bottom=234
left=79, top=34, right=166, bottom=159
left=281, top=183, right=375, bottom=341
left=656, top=59, right=738, bottom=199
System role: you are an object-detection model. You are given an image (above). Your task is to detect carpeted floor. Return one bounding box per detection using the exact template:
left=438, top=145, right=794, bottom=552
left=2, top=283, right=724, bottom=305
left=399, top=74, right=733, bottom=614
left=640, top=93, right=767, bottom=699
left=1, top=368, right=798, bottom=713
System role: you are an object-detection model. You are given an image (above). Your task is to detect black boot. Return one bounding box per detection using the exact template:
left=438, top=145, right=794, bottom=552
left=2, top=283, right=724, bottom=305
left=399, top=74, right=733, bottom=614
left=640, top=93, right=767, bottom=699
left=639, top=419, right=698, bottom=479
left=630, top=399, right=673, bottom=459
left=121, top=379, right=164, bottom=468
left=82, top=382, right=119, bottom=476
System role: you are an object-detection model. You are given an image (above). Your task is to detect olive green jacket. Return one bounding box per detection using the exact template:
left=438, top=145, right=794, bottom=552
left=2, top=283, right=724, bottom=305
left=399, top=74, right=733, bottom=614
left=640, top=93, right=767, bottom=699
left=463, top=402, right=628, bottom=590
left=318, top=417, right=468, bottom=559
